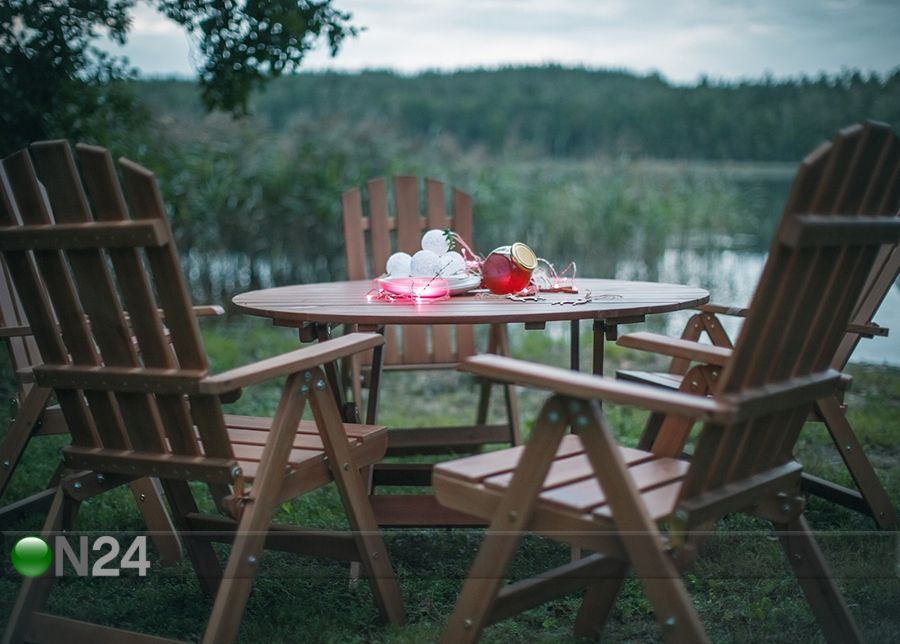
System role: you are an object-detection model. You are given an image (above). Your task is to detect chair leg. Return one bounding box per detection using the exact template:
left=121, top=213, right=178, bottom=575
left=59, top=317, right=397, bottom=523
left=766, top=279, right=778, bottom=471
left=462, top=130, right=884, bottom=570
left=573, top=562, right=629, bottom=638
left=2, top=486, right=67, bottom=644
left=0, top=387, right=53, bottom=498
left=494, top=324, right=522, bottom=445
left=128, top=477, right=183, bottom=566
left=162, top=479, right=222, bottom=594
left=816, top=396, right=897, bottom=530
left=309, top=377, right=405, bottom=625
left=201, top=487, right=279, bottom=644
left=578, top=403, right=707, bottom=643
left=441, top=398, right=568, bottom=643
left=775, top=515, right=862, bottom=644
left=636, top=412, right=665, bottom=451
left=478, top=324, right=521, bottom=445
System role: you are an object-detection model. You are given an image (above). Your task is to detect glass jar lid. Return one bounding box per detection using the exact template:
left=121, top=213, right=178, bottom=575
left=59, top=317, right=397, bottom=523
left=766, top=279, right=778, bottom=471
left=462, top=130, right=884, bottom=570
left=510, top=242, right=537, bottom=271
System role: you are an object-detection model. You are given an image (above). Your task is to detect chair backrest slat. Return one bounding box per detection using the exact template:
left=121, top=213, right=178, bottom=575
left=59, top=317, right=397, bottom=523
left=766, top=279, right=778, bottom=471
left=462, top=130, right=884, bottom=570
left=393, top=176, right=429, bottom=361
left=360, top=178, right=399, bottom=363
left=426, top=179, right=454, bottom=363
left=452, top=187, right=477, bottom=358
left=341, top=176, right=479, bottom=365
left=678, top=121, right=900, bottom=503
left=0, top=257, right=43, bottom=396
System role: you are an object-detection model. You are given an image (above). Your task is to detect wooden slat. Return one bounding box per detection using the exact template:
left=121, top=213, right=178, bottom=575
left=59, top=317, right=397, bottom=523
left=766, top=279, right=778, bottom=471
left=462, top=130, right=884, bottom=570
left=433, top=434, right=585, bottom=483
left=541, top=457, right=688, bottom=513
left=27, top=612, right=182, bottom=644
left=617, top=331, right=733, bottom=366
left=365, top=178, right=398, bottom=364
left=393, top=176, right=429, bottom=362
left=780, top=215, right=900, bottom=247
left=62, top=446, right=238, bottom=484
left=486, top=446, right=654, bottom=491
left=342, top=187, right=368, bottom=279
left=451, top=187, right=475, bottom=360
left=461, top=354, right=731, bottom=422
left=367, top=178, right=392, bottom=274
left=0, top=219, right=167, bottom=250
left=199, top=332, right=384, bottom=393
left=426, top=178, right=453, bottom=362
left=224, top=414, right=382, bottom=441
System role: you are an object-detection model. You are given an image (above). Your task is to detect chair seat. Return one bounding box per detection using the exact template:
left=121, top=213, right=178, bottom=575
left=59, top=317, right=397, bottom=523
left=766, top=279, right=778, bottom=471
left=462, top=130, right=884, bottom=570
left=222, top=414, right=388, bottom=481
left=617, top=369, right=682, bottom=389
left=433, top=434, right=688, bottom=543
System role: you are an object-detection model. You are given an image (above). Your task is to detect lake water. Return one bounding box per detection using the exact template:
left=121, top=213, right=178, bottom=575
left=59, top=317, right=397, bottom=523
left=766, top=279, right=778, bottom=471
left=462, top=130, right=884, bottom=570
left=180, top=162, right=898, bottom=366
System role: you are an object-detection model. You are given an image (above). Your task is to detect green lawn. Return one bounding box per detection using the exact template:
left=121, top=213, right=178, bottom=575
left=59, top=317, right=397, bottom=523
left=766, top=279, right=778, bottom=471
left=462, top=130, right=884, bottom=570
left=1, top=317, right=898, bottom=643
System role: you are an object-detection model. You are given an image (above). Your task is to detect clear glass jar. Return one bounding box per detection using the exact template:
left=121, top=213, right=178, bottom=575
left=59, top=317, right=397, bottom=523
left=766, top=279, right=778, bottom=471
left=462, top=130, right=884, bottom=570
left=481, top=242, right=538, bottom=294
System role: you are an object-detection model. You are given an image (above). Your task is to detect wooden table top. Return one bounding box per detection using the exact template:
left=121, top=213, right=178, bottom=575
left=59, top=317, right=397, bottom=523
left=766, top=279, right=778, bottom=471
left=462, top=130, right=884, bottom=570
left=232, top=278, right=710, bottom=327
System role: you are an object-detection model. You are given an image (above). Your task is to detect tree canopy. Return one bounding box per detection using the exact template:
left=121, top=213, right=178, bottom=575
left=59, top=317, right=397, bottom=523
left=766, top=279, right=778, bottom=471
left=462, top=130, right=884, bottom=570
left=0, top=0, right=356, bottom=154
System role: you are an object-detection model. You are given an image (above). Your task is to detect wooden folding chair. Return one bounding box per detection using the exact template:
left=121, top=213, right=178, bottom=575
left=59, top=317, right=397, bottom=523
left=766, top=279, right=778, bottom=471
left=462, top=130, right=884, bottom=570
left=432, top=124, right=900, bottom=642
left=340, top=176, right=519, bottom=523
left=1, top=141, right=404, bottom=644
left=618, top=121, right=900, bottom=530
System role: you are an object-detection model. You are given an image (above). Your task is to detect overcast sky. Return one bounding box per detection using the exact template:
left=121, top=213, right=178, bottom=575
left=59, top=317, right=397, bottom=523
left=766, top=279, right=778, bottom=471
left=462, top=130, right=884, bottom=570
left=113, top=0, right=900, bottom=84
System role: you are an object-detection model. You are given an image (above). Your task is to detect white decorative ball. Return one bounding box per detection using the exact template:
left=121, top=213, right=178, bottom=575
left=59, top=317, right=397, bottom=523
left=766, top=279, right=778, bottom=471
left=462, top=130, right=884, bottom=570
left=410, top=249, right=441, bottom=277
left=385, top=251, right=412, bottom=277
left=421, top=229, right=450, bottom=255
left=438, top=251, right=466, bottom=276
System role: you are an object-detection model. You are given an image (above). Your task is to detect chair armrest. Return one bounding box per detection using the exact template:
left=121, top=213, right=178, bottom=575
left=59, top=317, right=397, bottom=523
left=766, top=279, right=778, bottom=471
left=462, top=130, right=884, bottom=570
left=617, top=332, right=733, bottom=366
left=197, top=332, right=383, bottom=394
left=698, top=303, right=749, bottom=318
left=846, top=321, right=888, bottom=338
left=193, top=305, right=225, bottom=318
left=460, top=354, right=732, bottom=422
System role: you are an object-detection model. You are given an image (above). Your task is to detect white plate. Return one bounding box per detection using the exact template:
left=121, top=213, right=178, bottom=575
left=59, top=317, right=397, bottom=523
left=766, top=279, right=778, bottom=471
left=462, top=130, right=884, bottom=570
left=378, top=274, right=482, bottom=297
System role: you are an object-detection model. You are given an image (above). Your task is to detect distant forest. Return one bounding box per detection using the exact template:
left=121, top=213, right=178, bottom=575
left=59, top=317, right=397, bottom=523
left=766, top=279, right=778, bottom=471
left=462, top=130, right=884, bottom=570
left=136, top=65, right=900, bottom=161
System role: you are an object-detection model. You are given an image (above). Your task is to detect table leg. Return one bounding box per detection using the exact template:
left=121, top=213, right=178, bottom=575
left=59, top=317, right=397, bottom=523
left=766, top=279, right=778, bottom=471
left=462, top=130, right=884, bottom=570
left=366, top=326, right=386, bottom=425
left=570, top=319, right=580, bottom=371
left=307, top=323, right=359, bottom=423
left=592, top=320, right=606, bottom=376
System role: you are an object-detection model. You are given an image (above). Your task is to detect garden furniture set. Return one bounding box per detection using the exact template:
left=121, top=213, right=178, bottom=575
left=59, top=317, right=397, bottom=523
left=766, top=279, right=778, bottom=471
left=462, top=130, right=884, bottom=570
left=1, top=121, right=897, bottom=642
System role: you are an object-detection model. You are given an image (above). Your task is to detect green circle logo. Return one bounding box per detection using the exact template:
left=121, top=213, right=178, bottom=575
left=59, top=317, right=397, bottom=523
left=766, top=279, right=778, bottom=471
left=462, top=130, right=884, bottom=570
left=11, top=536, right=52, bottom=577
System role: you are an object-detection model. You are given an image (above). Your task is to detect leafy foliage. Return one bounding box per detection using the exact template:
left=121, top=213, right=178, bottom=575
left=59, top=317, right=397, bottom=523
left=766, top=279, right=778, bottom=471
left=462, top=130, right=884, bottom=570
left=0, top=0, right=140, bottom=154
left=154, top=0, right=356, bottom=112
left=156, top=65, right=900, bottom=161
left=0, top=0, right=355, bottom=154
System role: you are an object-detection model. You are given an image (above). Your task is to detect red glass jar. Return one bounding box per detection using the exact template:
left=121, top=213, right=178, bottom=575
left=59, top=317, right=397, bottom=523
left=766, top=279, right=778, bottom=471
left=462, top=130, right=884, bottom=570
left=481, top=242, right=538, bottom=294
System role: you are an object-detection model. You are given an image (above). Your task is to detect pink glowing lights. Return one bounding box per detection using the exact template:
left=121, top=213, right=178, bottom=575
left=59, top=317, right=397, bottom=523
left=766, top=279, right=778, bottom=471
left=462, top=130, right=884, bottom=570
left=370, top=277, right=450, bottom=302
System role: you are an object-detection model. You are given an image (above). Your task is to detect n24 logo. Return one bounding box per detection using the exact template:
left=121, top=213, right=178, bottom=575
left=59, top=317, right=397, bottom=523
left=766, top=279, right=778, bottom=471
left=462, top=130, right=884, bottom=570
left=55, top=536, right=150, bottom=577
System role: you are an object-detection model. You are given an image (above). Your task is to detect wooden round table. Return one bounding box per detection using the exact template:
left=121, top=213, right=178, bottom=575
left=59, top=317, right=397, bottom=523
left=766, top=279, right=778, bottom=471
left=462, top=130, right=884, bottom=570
left=234, top=277, right=708, bottom=418
left=233, top=278, right=709, bottom=328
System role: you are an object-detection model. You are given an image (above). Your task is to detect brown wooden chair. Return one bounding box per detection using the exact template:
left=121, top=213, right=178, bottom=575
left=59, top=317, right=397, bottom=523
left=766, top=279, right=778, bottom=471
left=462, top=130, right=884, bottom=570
left=617, top=121, right=900, bottom=530
left=0, top=141, right=404, bottom=644
left=431, top=123, right=900, bottom=642
left=341, top=176, right=519, bottom=523
left=0, top=256, right=225, bottom=563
